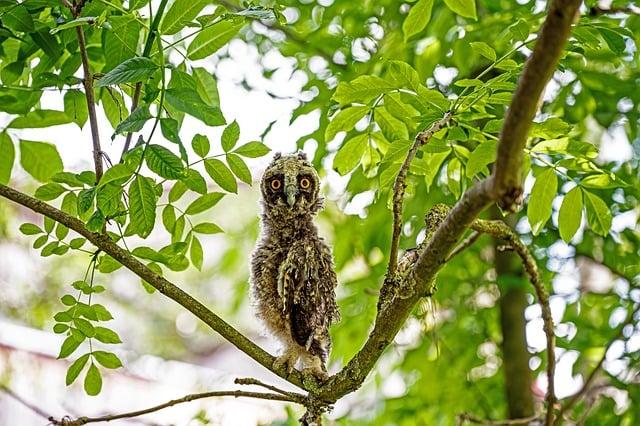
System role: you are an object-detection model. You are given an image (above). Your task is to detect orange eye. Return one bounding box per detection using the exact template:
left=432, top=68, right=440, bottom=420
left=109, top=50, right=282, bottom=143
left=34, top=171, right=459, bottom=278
left=300, top=178, right=311, bottom=189
left=270, top=179, right=282, bottom=190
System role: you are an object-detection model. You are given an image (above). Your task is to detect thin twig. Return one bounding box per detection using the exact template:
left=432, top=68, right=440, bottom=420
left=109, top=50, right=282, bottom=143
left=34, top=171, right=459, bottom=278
left=458, top=412, right=542, bottom=425
left=471, top=219, right=556, bottom=426
left=234, top=377, right=304, bottom=400
left=119, top=0, right=169, bottom=161
left=0, top=384, right=52, bottom=420
left=446, top=231, right=481, bottom=262
left=48, top=390, right=301, bottom=426
left=555, top=303, right=640, bottom=424
left=387, top=111, right=452, bottom=277
left=74, top=26, right=103, bottom=183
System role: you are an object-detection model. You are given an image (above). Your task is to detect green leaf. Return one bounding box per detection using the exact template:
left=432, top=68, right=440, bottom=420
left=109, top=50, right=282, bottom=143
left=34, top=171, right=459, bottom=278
left=466, top=140, right=497, bottom=178
left=444, top=0, right=477, bottom=19
left=333, top=134, right=368, bottom=176
left=19, top=140, right=64, bottom=182
left=114, top=106, right=152, bottom=136
left=527, top=169, right=557, bottom=235
left=332, top=76, right=395, bottom=105
left=191, top=236, right=203, bottom=270
left=20, top=223, right=42, bottom=235
left=0, top=132, right=15, bottom=184
left=98, top=164, right=134, bottom=187
left=58, top=335, right=82, bottom=359
left=233, top=141, right=270, bottom=158
left=98, top=255, right=123, bottom=273
left=165, top=89, right=225, bottom=126
left=470, top=41, right=496, bottom=61
left=84, top=363, right=102, bottom=396
left=101, top=88, right=128, bottom=129
left=583, top=189, right=612, bottom=236
left=204, top=159, right=237, bottom=193
left=222, top=120, right=240, bottom=152
left=160, top=118, right=181, bottom=145
left=33, top=235, right=48, bottom=249
left=61, top=295, right=76, bottom=306
left=402, top=0, right=434, bottom=42
left=35, top=183, right=66, bottom=201
left=66, top=354, right=90, bottom=385
left=94, top=327, right=122, bottom=344
left=2, top=4, right=34, bottom=32
left=508, top=19, right=529, bottom=42
left=387, top=61, right=422, bottom=92
left=185, top=192, right=225, bottom=215
left=53, top=323, right=69, bottom=333
left=325, top=106, right=369, bottom=142
left=103, top=16, right=142, bottom=72
left=93, top=304, right=113, bottom=320
left=74, top=318, right=95, bottom=338
left=169, top=181, right=188, bottom=202
left=193, top=222, right=223, bottom=234
left=145, top=145, right=185, bottom=179
left=581, top=173, right=625, bottom=189
left=129, top=175, right=158, bottom=238
left=96, top=183, right=123, bottom=216
left=97, top=57, right=158, bottom=87
left=51, top=16, right=96, bottom=34
left=162, top=205, right=176, bottom=233
left=86, top=210, right=106, bottom=233
left=56, top=223, right=69, bottom=240
left=558, top=186, right=583, bottom=243
left=93, top=351, right=123, bottom=369
left=161, top=0, right=210, bottom=35
left=187, top=19, right=245, bottom=60
left=64, top=90, right=89, bottom=128
left=226, top=153, right=252, bottom=184
left=376, top=107, right=409, bottom=141
left=9, top=110, right=71, bottom=129
left=192, top=67, right=220, bottom=107
left=182, top=169, right=208, bottom=194
left=192, top=134, right=210, bottom=158
left=77, top=187, right=96, bottom=216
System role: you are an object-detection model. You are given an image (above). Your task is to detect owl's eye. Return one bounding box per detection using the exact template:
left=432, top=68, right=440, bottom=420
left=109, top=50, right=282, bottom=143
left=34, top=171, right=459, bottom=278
left=270, top=178, right=282, bottom=190
left=300, top=177, right=311, bottom=189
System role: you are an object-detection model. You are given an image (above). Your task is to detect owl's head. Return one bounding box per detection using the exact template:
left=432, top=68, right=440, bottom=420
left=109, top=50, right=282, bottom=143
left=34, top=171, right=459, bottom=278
left=260, top=152, right=322, bottom=219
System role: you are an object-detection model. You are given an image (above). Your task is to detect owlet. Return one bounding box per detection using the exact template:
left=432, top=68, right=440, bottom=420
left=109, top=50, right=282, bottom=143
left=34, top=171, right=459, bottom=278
left=250, top=152, right=340, bottom=379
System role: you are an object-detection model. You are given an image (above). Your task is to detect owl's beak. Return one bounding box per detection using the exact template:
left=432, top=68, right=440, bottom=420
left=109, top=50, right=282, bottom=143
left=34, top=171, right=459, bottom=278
left=285, top=185, right=298, bottom=207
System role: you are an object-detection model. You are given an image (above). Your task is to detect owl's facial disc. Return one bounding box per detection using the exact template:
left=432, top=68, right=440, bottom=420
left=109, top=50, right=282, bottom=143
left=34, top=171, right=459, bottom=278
left=262, top=154, right=320, bottom=215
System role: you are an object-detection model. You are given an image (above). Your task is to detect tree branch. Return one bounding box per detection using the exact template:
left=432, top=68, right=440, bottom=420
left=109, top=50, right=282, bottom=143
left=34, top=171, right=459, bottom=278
left=0, top=183, right=306, bottom=390
left=492, top=1, right=580, bottom=211
left=317, top=0, right=581, bottom=404
left=48, top=389, right=301, bottom=426
left=74, top=25, right=103, bottom=183
left=555, top=303, right=640, bottom=424
left=471, top=219, right=556, bottom=426
left=445, top=230, right=481, bottom=262
left=589, top=6, right=640, bottom=16
left=387, top=112, right=452, bottom=277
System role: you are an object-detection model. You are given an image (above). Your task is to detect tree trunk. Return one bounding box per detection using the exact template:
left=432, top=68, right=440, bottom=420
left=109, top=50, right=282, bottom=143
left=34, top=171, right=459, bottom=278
left=494, top=212, right=535, bottom=418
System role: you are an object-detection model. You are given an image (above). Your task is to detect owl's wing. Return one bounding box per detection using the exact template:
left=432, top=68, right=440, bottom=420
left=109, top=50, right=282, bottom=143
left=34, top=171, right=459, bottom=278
left=278, top=241, right=339, bottom=353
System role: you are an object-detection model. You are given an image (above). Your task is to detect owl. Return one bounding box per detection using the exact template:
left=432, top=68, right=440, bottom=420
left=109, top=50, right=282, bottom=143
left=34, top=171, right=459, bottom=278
left=250, top=152, right=340, bottom=380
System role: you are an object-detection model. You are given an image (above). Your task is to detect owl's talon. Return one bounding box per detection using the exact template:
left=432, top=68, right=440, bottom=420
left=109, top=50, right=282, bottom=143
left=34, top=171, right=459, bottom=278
left=273, top=351, right=298, bottom=376
left=302, top=366, right=328, bottom=383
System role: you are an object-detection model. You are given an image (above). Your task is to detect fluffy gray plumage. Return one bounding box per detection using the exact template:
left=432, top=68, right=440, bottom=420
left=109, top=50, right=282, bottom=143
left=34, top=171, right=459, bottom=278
left=250, top=152, right=339, bottom=378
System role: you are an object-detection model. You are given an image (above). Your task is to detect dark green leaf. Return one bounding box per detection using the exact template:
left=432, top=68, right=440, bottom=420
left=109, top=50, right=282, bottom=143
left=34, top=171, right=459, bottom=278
left=58, top=335, right=82, bottom=359
left=145, top=144, right=185, bottom=179
left=93, top=351, right=123, bottom=369
left=66, top=354, right=90, bottom=385
left=165, top=89, right=225, bottom=126
left=128, top=175, right=158, bottom=238
left=114, top=107, right=152, bottom=136
left=187, top=19, right=245, bottom=60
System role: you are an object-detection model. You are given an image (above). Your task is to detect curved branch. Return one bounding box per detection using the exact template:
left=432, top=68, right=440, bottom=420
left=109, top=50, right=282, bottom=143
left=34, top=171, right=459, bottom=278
left=0, top=183, right=305, bottom=390
left=493, top=2, right=580, bottom=211
left=471, top=219, right=556, bottom=425
left=318, top=0, right=581, bottom=403
left=387, top=112, right=452, bottom=277
left=49, top=389, right=302, bottom=426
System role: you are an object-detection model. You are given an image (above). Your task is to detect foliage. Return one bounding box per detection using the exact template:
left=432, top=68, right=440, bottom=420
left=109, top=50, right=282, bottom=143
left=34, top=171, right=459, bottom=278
left=0, top=0, right=639, bottom=424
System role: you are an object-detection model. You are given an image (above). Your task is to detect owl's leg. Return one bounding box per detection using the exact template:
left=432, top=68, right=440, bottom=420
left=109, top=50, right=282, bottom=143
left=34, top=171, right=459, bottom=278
left=273, top=341, right=300, bottom=375
left=301, top=352, right=327, bottom=381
